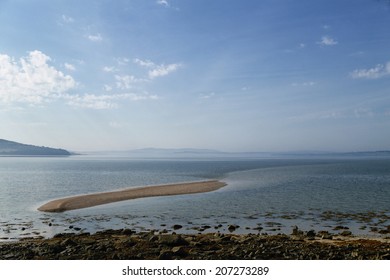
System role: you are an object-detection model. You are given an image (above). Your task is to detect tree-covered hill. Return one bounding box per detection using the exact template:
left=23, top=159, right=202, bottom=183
left=0, top=139, right=71, bottom=156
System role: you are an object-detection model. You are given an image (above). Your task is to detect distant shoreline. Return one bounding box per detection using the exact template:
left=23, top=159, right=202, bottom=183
left=38, top=180, right=227, bottom=212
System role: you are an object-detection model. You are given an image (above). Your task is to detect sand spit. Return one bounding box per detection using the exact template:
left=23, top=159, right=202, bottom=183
left=38, top=180, right=226, bottom=212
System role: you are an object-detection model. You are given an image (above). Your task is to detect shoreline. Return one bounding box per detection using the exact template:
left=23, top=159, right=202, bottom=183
left=38, top=180, right=227, bottom=212
left=1, top=228, right=389, bottom=260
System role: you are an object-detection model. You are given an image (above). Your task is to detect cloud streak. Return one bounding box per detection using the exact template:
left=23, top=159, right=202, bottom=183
left=86, top=33, right=103, bottom=42
left=134, top=58, right=182, bottom=79
left=64, top=92, right=158, bottom=109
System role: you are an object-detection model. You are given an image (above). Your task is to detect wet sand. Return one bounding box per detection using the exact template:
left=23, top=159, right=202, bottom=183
left=38, top=180, right=226, bottom=212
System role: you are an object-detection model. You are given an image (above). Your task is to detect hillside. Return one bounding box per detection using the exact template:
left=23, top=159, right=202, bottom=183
left=0, top=139, right=71, bottom=156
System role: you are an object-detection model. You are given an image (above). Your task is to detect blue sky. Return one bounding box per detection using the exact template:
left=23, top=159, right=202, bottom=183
left=1, top=0, right=390, bottom=152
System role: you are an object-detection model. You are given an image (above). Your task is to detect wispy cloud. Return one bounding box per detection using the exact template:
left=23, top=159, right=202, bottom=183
left=350, top=62, right=390, bottom=79
left=134, top=58, right=182, bottom=79
left=318, top=35, right=338, bottom=46
left=62, top=14, right=74, bottom=23
left=64, top=92, right=158, bottom=109
left=149, top=64, right=181, bottom=78
left=0, top=50, right=76, bottom=104
left=102, top=66, right=117, bottom=73
left=291, top=81, right=316, bottom=87
left=64, top=63, right=76, bottom=71
left=200, top=92, right=215, bottom=99
left=115, top=75, right=145, bottom=89
left=157, top=0, right=169, bottom=7
left=86, top=33, right=103, bottom=42
left=354, top=108, right=374, bottom=118
left=115, top=57, right=130, bottom=65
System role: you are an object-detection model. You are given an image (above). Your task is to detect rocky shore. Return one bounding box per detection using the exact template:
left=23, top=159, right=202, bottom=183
left=1, top=228, right=389, bottom=260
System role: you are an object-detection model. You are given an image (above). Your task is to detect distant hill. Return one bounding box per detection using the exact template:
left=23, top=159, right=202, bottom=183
left=87, top=148, right=390, bottom=159
left=0, top=139, right=71, bottom=156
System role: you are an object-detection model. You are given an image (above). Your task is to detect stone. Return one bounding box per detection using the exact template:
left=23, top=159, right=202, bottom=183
left=171, top=246, right=188, bottom=257
left=158, top=250, right=173, bottom=260
left=148, top=235, right=158, bottom=242
left=158, top=234, right=188, bottom=246
left=172, top=224, right=183, bottom=230
left=340, top=231, right=352, bottom=236
left=228, top=225, right=239, bottom=232
left=306, top=230, right=316, bottom=239
left=291, top=226, right=303, bottom=236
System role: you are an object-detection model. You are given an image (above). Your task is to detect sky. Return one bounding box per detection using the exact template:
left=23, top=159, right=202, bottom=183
left=1, top=0, right=390, bottom=152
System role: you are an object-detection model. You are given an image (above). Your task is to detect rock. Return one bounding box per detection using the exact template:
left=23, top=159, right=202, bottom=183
left=291, top=226, right=303, bottom=236
left=172, top=246, right=188, bottom=257
left=172, top=224, right=183, bottom=230
left=148, top=235, right=158, bottom=242
left=121, top=229, right=135, bottom=235
left=228, top=225, right=239, bottom=232
left=318, top=231, right=333, bottom=240
left=253, top=226, right=263, bottom=231
left=60, top=238, right=76, bottom=247
left=158, top=234, right=188, bottom=246
left=340, top=231, right=352, bottom=236
left=306, top=230, right=316, bottom=240
left=158, top=250, right=173, bottom=260
left=333, top=226, right=349, bottom=231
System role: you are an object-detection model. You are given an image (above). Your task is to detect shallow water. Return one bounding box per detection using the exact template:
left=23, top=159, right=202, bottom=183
left=0, top=156, right=389, bottom=240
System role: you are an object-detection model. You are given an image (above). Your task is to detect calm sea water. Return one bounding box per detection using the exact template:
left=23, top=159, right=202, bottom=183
left=0, top=156, right=389, bottom=240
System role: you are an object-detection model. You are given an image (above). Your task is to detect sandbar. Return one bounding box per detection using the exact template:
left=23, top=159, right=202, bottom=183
left=38, top=180, right=226, bottom=212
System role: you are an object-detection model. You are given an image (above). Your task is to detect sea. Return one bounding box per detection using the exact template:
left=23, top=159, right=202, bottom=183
left=1, top=155, right=389, bottom=241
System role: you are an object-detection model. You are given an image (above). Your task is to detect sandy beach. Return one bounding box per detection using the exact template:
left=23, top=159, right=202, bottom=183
left=38, top=180, right=226, bottom=212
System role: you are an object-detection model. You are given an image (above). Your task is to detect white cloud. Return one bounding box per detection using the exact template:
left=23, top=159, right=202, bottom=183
left=102, top=66, right=117, bottom=72
left=149, top=63, right=181, bottom=79
left=354, top=108, right=374, bottom=118
left=350, top=62, right=390, bottom=79
left=64, top=92, right=158, bottom=109
left=0, top=50, right=76, bottom=104
left=200, top=92, right=215, bottom=99
left=157, top=0, right=169, bottom=7
left=115, top=57, right=130, bottom=65
left=86, top=33, right=103, bottom=42
left=104, top=85, right=113, bottom=92
left=115, top=75, right=145, bottom=89
left=291, top=81, right=316, bottom=87
left=62, top=15, right=74, bottom=23
left=134, top=58, right=182, bottom=79
left=318, top=36, right=338, bottom=46
left=134, top=58, right=155, bottom=68
left=64, top=63, right=76, bottom=71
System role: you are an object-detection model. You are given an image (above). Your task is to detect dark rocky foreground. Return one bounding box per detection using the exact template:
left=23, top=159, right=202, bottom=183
left=1, top=229, right=389, bottom=260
